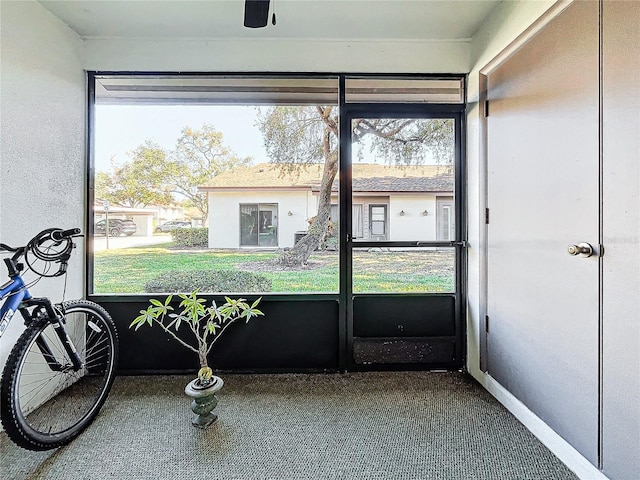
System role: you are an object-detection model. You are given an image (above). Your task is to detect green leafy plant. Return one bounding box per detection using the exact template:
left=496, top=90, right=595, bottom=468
left=130, top=291, right=263, bottom=382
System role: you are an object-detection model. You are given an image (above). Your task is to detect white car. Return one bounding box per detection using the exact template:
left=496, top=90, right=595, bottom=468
left=154, top=221, right=191, bottom=233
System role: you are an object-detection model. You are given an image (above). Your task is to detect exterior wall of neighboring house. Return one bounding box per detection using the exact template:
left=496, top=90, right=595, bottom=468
left=155, top=205, right=187, bottom=224
left=389, top=195, right=438, bottom=241
left=331, top=194, right=441, bottom=242
left=129, top=216, right=154, bottom=236
left=208, top=189, right=315, bottom=248
left=204, top=163, right=454, bottom=247
left=208, top=190, right=446, bottom=247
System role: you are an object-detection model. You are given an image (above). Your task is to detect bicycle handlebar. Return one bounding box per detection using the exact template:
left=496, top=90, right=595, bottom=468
left=1, top=228, right=82, bottom=251
left=0, top=243, right=18, bottom=252
left=51, top=228, right=81, bottom=242
left=1, top=228, right=83, bottom=277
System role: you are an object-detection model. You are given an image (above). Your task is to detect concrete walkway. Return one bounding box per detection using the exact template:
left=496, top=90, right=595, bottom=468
left=93, top=234, right=172, bottom=252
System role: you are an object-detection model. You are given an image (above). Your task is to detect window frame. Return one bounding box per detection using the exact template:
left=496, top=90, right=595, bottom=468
left=86, top=72, right=465, bottom=297
left=86, top=72, right=467, bottom=372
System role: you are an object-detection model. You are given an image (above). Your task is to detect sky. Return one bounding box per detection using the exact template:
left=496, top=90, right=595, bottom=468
left=94, top=105, right=268, bottom=172
left=94, top=105, right=443, bottom=173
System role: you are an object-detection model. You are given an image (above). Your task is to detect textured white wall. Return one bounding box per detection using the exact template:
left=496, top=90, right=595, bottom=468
left=83, top=37, right=469, bottom=74
left=0, top=1, right=85, bottom=367
left=389, top=196, right=437, bottom=241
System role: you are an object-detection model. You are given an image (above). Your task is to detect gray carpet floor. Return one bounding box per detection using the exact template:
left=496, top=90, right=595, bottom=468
left=1, top=372, right=579, bottom=480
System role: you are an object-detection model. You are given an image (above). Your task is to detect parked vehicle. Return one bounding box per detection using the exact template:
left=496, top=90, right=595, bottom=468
left=154, top=221, right=191, bottom=233
left=95, top=219, right=137, bottom=237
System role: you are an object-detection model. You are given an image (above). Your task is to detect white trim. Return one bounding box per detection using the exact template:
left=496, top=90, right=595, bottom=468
left=468, top=368, right=610, bottom=480
left=82, top=36, right=473, bottom=45
left=480, top=0, right=574, bottom=75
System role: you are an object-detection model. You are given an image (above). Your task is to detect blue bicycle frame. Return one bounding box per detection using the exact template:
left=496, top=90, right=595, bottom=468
left=0, top=274, right=31, bottom=338
left=0, top=259, right=83, bottom=371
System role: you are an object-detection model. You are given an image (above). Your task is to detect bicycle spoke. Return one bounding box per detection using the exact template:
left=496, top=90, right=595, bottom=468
left=14, top=311, right=112, bottom=434
left=0, top=230, right=118, bottom=450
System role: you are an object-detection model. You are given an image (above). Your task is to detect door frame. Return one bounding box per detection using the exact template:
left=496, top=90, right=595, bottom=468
left=338, top=101, right=466, bottom=370
left=368, top=204, right=388, bottom=241
left=477, top=0, right=573, bottom=374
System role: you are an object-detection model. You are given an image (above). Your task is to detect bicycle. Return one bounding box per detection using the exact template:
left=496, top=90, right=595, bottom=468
left=0, top=228, right=119, bottom=450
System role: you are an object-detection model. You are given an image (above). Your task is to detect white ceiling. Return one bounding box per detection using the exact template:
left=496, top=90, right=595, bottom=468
left=38, top=0, right=502, bottom=41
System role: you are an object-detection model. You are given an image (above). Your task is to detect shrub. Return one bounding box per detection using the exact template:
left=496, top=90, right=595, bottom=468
left=171, top=227, right=208, bottom=247
left=144, top=269, right=272, bottom=293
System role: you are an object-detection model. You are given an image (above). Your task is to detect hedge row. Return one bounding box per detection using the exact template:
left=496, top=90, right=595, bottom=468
left=171, top=227, right=208, bottom=247
left=144, top=269, right=272, bottom=293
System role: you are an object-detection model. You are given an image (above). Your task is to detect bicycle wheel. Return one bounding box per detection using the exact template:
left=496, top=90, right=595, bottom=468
left=1, top=300, right=119, bottom=450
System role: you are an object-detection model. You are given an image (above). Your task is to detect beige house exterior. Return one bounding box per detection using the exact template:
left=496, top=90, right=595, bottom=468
left=200, top=163, right=454, bottom=248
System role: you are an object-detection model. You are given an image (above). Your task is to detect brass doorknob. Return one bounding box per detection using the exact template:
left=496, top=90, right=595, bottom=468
left=567, top=242, right=593, bottom=257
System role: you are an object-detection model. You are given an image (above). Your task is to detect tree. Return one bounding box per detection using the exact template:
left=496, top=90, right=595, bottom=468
left=170, top=125, right=252, bottom=224
left=95, top=143, right=173, bottom=208
left=256, top=106, right=454, bottom=267
left=97, top=126, right=250, bottom=223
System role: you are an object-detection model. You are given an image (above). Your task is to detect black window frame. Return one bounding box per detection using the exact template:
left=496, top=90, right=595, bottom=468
left=86, top=72, right=467, bottom=372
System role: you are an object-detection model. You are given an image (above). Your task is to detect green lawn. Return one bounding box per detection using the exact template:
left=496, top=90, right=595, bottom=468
left=93, top=245, right=454, bottom=294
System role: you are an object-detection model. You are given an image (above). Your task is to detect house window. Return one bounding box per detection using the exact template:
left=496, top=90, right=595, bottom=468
left=442, top=206, right=452, bottom=241
left=330, top=204, right=363, bottom=238
left=369, top=205, right=387, bottom=238
left=436, top=197, right=455, bottom=241
left=352, top=204, right=364, bottom=238
left=240, top=204, right=278, bottom=247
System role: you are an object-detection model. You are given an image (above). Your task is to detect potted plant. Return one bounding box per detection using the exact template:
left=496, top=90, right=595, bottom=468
left=130, top=291, right=263, bottom=428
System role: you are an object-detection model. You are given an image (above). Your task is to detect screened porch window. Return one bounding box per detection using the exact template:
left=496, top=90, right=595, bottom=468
left=89, top=73, right=462, bottom=296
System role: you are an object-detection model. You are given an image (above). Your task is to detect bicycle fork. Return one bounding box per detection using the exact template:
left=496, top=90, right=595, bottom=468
left=22, top=299, right=84, bottom=373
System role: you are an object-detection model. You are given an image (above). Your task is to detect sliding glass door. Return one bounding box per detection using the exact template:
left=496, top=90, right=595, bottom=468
left=240, top=203, right=278, bottom=247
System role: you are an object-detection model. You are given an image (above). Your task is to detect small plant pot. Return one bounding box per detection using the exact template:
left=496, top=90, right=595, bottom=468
left=184, top=376, right=224, bottom=428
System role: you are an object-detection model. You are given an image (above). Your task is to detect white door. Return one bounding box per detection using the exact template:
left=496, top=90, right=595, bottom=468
left=486, top=1, right=599, bottom=465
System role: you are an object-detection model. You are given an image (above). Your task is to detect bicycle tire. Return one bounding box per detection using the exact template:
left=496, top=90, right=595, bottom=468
left=1, top=300, right=119, bottom=450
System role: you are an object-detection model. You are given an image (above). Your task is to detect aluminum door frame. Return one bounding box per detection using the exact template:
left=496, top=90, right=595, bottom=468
left=338, top=103, right=466, bottom=369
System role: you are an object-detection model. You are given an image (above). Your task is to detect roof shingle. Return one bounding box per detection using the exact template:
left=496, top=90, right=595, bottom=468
left=200, top=163, right=453, bottom=192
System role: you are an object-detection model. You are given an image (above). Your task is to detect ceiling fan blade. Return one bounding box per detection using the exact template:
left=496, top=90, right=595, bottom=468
left=244, top=0, right=271, bottom=28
